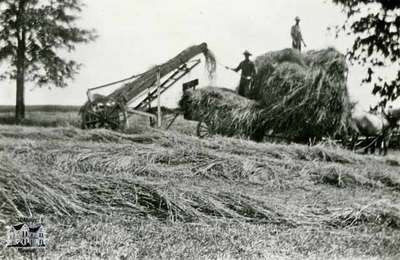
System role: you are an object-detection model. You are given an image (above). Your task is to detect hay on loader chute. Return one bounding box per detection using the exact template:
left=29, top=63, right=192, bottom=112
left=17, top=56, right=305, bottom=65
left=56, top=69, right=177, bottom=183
left=248, top=47, right=352, bottom=141
left=179, top=87, right=265, bottom=139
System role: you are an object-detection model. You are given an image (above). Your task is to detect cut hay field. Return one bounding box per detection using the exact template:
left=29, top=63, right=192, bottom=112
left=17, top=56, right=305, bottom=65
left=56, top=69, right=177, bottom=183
left=0, top=109, right=400, bottom=259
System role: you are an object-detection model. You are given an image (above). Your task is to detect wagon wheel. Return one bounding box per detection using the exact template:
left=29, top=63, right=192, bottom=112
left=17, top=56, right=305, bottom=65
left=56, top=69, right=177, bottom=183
left=81, top=100, right=127, bottom=130
left=196, top=120, right=211, bottom=138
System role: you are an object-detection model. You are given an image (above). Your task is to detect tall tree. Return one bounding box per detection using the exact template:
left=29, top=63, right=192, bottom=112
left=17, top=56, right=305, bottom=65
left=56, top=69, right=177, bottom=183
left=332, top=0, right=400, bottom=107
left=0, top=0, right=96, bottom=121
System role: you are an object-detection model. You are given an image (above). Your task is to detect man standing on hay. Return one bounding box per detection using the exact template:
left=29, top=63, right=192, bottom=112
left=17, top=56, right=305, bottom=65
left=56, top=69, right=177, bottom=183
left=228, top=50, right=256, bottom=97
left=291, top=16, right=307, bottom=51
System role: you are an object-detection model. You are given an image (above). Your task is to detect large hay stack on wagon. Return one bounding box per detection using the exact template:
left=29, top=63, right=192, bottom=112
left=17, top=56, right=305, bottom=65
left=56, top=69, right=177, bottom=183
left=180, top=48, right=352, bottom=142
left=251, top=48, right=352, bottom=141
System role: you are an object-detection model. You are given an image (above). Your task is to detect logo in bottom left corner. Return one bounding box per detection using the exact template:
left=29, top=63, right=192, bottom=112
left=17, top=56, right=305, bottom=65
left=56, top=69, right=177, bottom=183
left=6, top=218, right=46, bottom=249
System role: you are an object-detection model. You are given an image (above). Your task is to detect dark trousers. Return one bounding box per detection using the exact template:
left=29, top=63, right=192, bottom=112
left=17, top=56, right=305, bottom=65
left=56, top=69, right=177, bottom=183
left=238, top=77, right=252, bottom=97
left=292, top=40, right=301, bottom=51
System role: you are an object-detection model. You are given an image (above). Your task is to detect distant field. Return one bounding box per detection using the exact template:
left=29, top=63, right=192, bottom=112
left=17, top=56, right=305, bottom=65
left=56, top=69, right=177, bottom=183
left=0, top=106, right=198, bottom=135
left=0, top=108, right=399, bottom=259
left=0, top=111, right=80, bottom=128
left=0, top=105, right=82, bottom=128
left=0, top=105, right=80, bottom=113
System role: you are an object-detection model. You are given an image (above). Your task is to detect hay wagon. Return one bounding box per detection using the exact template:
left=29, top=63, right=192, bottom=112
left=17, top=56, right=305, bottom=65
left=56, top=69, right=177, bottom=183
left=80, top=43, right=215, bottom=131
left=182, top=47, right=352, bottom=142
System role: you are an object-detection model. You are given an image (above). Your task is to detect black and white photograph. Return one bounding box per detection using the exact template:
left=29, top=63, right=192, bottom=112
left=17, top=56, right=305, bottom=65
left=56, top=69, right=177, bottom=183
left=0, top=0, right=400, bottom=259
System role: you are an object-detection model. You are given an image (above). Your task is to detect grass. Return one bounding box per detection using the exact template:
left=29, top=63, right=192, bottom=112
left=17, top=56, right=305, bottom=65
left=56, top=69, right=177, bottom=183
left=0, top=108, right=399, bottom=259
left=0, top=106, right=81, bottom=128
left=0, top=105, right=81, bottom=113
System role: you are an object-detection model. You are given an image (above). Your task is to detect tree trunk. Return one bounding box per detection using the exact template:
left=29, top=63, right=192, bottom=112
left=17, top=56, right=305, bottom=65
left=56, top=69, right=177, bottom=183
left=15, top=0, right=26, bottom=123
left=15, top=55, right=25, bottom=122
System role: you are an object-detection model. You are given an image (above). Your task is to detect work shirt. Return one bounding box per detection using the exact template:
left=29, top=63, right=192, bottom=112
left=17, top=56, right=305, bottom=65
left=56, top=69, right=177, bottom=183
left=291, top=24, right=303, bottom=43
left=234, top=60, right=256, bottom=78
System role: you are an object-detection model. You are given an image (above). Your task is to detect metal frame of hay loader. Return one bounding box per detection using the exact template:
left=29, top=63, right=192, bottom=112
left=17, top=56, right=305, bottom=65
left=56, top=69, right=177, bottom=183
left=80, top=43, right=211, bottom=131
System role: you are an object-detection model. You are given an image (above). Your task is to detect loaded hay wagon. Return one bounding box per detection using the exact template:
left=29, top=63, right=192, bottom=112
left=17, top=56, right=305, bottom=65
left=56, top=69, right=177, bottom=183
left=179, top=48, right=354, bottom=143
left=80, top=43, right=216, bottom=131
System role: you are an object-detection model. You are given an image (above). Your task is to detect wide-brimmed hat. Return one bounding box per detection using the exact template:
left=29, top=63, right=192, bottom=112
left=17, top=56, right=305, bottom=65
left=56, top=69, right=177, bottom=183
left=295, top=16, right=300, bottom=21
left=243, top=50, right=252, bottom=56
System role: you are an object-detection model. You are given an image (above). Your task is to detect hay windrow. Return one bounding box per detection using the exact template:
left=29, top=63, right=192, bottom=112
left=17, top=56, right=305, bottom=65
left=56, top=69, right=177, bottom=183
left=327, top=200, right=400, bottom=229
left=2, top=147, right=399, bottom=229
left=1, top=121, right=400, bottom=259
left=0, top=153, right=292, bottom=224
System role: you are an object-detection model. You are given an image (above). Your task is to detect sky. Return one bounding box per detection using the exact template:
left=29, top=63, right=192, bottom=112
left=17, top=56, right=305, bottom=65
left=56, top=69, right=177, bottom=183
left=0, top=0, right=391, bottom=109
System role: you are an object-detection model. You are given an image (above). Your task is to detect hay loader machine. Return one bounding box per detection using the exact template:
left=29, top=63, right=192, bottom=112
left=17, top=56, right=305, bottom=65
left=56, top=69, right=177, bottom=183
left=80, top=42, right=213, bottom=130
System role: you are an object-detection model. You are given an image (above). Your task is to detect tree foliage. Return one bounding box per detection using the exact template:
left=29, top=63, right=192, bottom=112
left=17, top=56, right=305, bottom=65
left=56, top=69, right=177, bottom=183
left=0, top=0, right=96, bottom=86
left=332, top=0, right=400, bottom=106
left=0, top=0, right=96, bottom=120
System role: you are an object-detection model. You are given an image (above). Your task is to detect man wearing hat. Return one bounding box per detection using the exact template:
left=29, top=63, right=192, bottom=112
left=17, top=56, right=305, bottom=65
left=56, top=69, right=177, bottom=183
left=291, top=16, right=307, bottom=51
left=227, top=50, right=256, bottom=97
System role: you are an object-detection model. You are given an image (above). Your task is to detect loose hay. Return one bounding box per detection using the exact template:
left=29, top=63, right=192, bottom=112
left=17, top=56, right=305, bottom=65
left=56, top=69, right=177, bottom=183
left=249, top=47, right=352, bottom=141
left=180, top=48, right=352, bottom=142
left=0, top=153, right=291, bottom=224
left=254, top=48, right=306, bottom=68
left=179, top=87, right=266, bottom=140
left=328, top=200, right=400, bottom=229
left=1, top=125, right=399, bottom=237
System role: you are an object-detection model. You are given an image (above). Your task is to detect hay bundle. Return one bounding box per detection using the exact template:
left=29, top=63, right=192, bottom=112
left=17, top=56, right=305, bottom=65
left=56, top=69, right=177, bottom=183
left=179, top=87, right=265, bottom=139
left=249, top=47, right=352, bottom=140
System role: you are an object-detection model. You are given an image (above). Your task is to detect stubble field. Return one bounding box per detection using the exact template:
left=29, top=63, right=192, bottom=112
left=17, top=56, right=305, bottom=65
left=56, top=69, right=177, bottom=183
left=0, top=107, right=399, bottom=259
